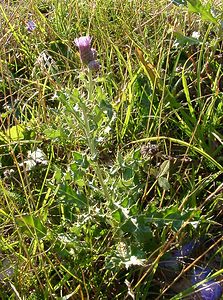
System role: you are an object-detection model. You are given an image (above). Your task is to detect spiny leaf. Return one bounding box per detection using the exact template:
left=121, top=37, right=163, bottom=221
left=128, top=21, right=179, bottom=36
left=187, top=0, right=217, bottom=23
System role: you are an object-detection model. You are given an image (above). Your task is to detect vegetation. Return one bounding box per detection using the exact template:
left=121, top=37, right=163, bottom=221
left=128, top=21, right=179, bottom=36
left=0, top=0, right=222, bottom=299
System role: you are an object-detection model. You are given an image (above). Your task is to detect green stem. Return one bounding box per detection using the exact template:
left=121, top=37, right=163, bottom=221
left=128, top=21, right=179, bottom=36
left=80, top=70, right=110, bottom=203
left=88, top=69, right=93, bottom=102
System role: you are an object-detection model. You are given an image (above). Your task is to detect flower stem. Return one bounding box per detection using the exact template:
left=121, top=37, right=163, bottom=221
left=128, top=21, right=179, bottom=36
left=88, top=70, right=93, bottom=102
left=80, top=70, right=110, bottom=203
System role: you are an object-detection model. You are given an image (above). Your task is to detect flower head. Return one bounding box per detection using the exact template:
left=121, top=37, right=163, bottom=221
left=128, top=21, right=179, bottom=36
left=26, top=20, right=36, bottom=32
left=75, top=36, right=91, bottom=49
left=88, top=60, right=100, bottom=71
left=75, top=35, right=100, bottom=70
left=75, top=36, right=94, bottom=65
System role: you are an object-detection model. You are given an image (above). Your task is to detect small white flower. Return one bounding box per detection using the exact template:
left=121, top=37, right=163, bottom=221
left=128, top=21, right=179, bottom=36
left=73, top=103, right=79, bottom=112
left=23, top=148, right=48, bottom=170
left=192, top=31, right=200, bottom=39
left=52, top=92, right=58, bottom=100
left=173, top=41, right=180, bottom=48
left=124, top=256, right=146, bottom=269
left=104, top=126, right=111, bottom=134
left=97, top=137, right=104, bottom=142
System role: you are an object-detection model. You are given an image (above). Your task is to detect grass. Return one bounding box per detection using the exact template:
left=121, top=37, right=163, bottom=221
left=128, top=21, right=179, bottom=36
left=0, top=0, right=223, bottom=299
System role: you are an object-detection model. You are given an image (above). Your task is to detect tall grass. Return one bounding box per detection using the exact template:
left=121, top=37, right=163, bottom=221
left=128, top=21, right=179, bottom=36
left=0, top=0, right=223, bottom=299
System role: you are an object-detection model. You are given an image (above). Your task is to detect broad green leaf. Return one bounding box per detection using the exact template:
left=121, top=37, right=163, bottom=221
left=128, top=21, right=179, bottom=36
left=58, top=184, right=87, bottom=209
left=147, top=206, right=201, bottom=231
left=72, top=151, right=89, bottom=169
left=121, top=217, right=138, bottom=233
left=172, top=0, right=217, bottom=23
left=112, top=209, right=122, bottom=222
left=187, top=0, right=217, bottom=23
left=16, top=215, right=47, bottom=239
left=122, top=167, right=134, bottom=186
left=173, top=32, right=201, bottom=46
left=6, top=125, right=25, bottom=141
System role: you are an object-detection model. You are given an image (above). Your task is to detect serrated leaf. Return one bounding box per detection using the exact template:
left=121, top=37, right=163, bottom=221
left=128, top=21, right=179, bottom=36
left=72, top=152, right=89, bottom=169
left=121, top=217, right=138, bottom=233
left=122, top=167, right=134, bottom=186
left=187, top=0, right=217, bottom=23
left=58, top=184, right=87, bottom=209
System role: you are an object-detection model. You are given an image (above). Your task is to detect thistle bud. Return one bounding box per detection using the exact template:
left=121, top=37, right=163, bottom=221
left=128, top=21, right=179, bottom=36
left=75, top=36, right=100, bottom=71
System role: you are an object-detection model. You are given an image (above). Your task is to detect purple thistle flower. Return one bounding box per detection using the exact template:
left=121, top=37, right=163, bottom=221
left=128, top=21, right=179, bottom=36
left=26, top=20, right=36, bottom=32
left=75, top=36, right=100, bottom=70
left=88, top=60, right=100, bottom=71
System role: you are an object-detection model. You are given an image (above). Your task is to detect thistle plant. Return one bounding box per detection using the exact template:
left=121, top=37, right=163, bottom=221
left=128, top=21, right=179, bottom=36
left=74, top=36, right=109, bottom=202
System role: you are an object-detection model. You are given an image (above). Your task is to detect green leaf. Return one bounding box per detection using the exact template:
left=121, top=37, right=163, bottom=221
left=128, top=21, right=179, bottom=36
left=44, top=128, right=62, bottom=139
left=158, top=177, right=170, bottom=190
left=173, top=32, right=201, bottom=46
left=54, top=166, right=62, bottom=183
left=122, top=167, right=134, bottom=186
left=58, top=184, right=87, bottom=209
left=147, top=206, right=201, bottom=231
left=6, top=125, right=25, bottom=141
left=72, top=152, right=89, bottom=169
left=187, top=0, right=217, bottom=23
left=121, top=217, right=138, bottom=233
left=157, top=160, right=170, bottom=178
left=16, top=215, right=47, bottom=239
left=112, top=209, right=122, bottom=222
